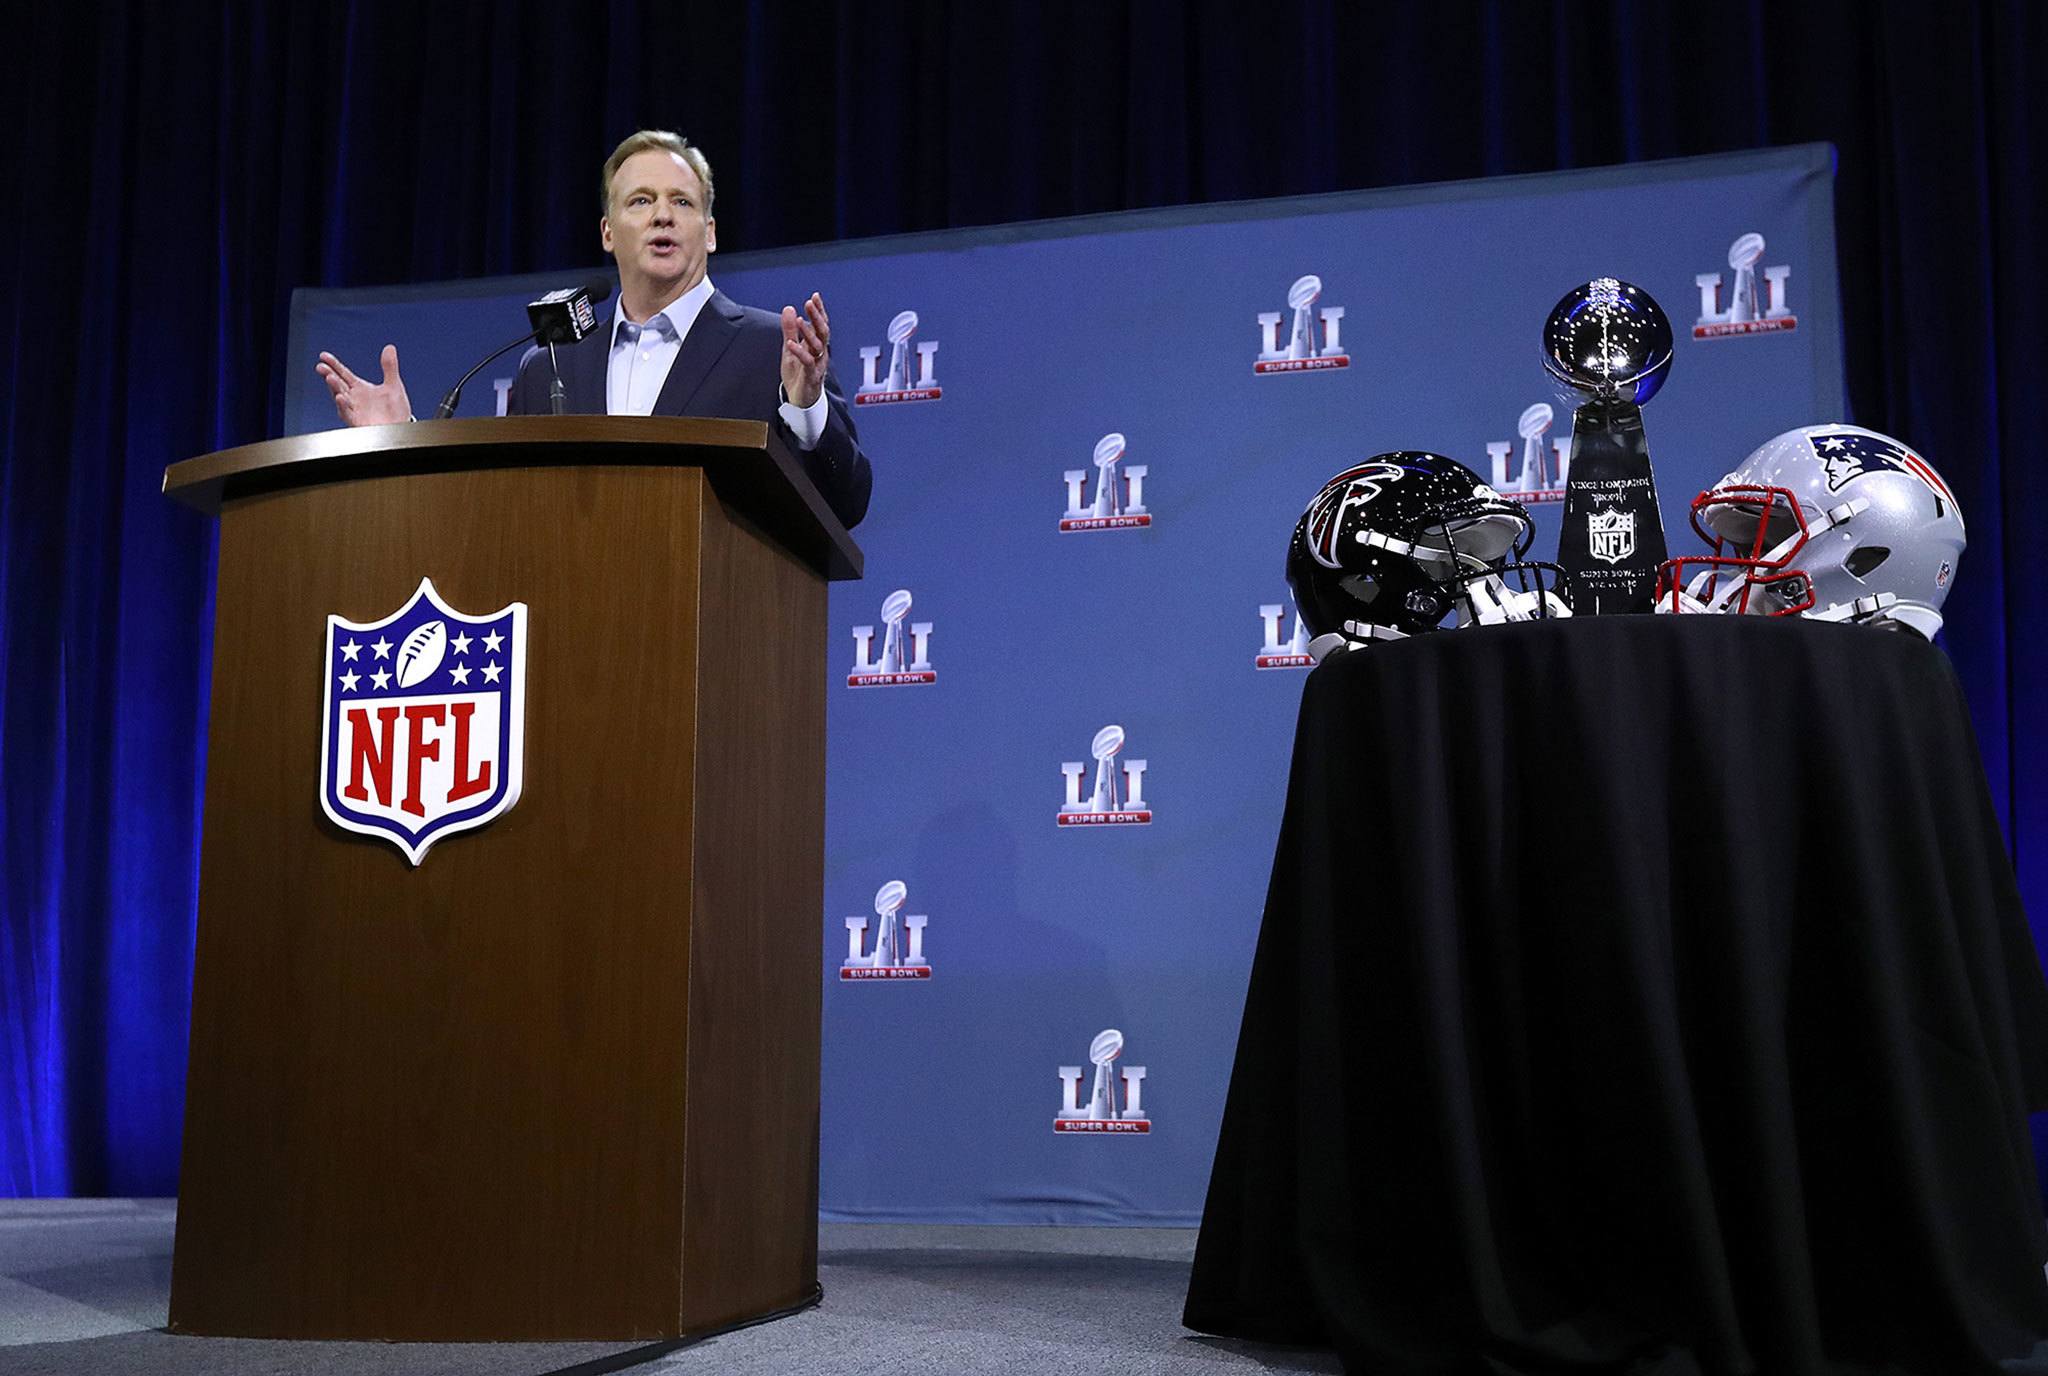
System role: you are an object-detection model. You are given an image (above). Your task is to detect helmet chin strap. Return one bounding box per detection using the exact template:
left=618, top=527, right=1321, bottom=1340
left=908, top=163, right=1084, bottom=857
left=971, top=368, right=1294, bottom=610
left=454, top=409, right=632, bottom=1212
left=1456, top=577, right=1569, bottom=626
left=1306, top=623, right=1408, bottom=663
left=1656, top=586, right=1711, bottom=616
left=1807, top=591, right=1899, bottom=623
left=1437, top=540, right=1568, bottom=626
left=1458, top=578, right=1507, bottom=626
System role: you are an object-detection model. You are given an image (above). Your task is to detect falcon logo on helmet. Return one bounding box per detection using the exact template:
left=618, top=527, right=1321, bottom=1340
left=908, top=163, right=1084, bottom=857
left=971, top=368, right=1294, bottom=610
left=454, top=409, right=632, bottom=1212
left=1303, top=462, right=1405, bottom=569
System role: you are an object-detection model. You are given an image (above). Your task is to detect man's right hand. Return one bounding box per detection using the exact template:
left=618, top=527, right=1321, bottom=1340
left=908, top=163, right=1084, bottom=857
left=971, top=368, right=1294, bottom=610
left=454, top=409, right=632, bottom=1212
left=315, top=345, right=412, bottom=426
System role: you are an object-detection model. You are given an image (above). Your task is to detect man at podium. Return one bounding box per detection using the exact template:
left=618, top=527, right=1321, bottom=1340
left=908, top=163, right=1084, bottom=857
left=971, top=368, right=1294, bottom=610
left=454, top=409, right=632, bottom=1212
left=314, top=130, right=872, bottom=529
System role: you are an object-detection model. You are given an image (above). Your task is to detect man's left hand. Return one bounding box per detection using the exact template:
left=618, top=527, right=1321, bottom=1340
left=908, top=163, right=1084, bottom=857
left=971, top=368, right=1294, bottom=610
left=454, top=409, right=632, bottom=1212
left=780, top=293, right=831, bottom=408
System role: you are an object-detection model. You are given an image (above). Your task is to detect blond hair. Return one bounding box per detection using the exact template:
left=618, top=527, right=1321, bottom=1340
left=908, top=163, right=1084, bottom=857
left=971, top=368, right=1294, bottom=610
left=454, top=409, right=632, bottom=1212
left=601, top=130, right=714, bottom=216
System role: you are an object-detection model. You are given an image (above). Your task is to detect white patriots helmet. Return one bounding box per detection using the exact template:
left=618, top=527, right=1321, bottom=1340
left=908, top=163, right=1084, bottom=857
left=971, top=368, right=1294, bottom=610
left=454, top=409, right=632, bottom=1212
left=1655, top=424, right=1965, bottom=640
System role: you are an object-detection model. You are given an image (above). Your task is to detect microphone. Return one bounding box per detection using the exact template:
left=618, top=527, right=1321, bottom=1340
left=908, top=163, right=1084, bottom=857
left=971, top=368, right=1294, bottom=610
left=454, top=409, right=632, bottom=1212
left=430, top=278, right=615, bottom=420
left=528, top=278, right=611, bottom=344
left=530, top=279, right=612, bottom=415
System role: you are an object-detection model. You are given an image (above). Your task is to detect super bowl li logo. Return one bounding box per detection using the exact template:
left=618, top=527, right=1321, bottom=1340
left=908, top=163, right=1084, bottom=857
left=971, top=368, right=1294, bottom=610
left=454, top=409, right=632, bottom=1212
left=1054, top=1028, right=1150, bottom=1134
left=1694, top=232, right=1798, bottom=338
left=855, top=310, right=941, bottom=404
left=1060, top=432, right=1151, bottom=531
left=1255, top=274, right=1348, bottom=373
left=319, top=578, right=527, bottom=865
left=848, top=588, right=935, bottom=686
left=840, top=880, right=931, bottom=980
left=1485, top=403, right=1569, bottom=505
left=1256, top=603, right=1312, bottom=669
left=1058, top=725, right=1150, bottom=826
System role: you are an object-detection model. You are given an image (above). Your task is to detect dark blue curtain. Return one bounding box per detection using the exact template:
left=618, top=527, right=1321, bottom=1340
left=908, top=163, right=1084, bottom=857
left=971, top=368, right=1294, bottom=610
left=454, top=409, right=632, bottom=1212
left=4, top=0, right=2043, bottom=1195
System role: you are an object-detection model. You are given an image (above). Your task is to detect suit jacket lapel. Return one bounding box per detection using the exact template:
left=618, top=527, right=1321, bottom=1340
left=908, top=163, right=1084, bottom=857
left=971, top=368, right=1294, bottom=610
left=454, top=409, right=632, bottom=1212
left=651, top=289, right=745, bottom=417
left=567, top=313, right=611, bottom=414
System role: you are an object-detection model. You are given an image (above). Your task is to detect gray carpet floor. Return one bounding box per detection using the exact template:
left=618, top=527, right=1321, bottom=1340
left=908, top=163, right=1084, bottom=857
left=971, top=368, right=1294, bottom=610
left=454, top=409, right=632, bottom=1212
left=0, top=1199, right=1341, bottom=1375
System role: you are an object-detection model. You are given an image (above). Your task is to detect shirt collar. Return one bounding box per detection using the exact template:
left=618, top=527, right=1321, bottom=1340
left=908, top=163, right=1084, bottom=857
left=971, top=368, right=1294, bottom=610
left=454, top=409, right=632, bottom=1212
left=611, top=276, right=715, bottom=350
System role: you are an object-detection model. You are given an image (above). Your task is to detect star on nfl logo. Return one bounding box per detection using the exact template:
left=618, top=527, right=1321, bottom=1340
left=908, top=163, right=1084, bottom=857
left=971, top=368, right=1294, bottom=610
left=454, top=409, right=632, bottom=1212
left=319, top=578, right=528, bottom=865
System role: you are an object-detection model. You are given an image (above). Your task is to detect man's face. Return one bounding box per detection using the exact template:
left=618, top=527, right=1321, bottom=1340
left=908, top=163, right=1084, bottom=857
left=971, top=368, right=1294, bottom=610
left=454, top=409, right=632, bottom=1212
left=602, top=149, right=716, bottom=305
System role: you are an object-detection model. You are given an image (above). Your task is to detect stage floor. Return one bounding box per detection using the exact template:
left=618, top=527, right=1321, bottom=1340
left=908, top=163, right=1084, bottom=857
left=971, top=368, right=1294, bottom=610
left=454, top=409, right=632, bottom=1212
left=0, top=1200, right=1338, bottom=1375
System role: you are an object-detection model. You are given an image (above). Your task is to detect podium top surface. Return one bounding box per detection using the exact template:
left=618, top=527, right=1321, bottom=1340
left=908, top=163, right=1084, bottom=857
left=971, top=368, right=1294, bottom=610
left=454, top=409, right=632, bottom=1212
left=164, top=416, right=862, bottom=581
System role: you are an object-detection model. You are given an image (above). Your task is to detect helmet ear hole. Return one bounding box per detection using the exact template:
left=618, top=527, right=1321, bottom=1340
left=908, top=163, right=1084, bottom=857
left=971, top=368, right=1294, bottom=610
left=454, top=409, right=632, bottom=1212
left=1404, top=588, right=1446, bottom=620
left=1844, top=546, right=1891, bottom=578
left=1339, top=573, right=1381, bottom=605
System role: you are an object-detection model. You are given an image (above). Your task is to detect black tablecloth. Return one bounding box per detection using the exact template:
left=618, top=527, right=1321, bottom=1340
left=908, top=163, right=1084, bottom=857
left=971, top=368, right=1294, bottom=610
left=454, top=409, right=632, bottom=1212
left=1184, top=615, right=2048, bottom=1376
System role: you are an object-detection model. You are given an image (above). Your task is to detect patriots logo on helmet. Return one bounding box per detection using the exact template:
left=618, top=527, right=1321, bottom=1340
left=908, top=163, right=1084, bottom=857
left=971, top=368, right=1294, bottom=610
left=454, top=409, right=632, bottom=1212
left=1812, top=430, right=1952, bottom=505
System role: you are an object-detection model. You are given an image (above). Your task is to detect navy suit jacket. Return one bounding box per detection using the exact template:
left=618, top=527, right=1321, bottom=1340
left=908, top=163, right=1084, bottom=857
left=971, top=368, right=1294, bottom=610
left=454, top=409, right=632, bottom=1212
left=506, top=289, right=873, bottom=530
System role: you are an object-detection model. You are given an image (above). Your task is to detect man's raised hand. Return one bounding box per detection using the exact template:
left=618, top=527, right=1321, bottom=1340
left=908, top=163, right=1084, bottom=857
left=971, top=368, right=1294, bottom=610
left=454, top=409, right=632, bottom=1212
left=315, top=345, right=412, bottom=427
left=780, top=293, right=831, bottom=409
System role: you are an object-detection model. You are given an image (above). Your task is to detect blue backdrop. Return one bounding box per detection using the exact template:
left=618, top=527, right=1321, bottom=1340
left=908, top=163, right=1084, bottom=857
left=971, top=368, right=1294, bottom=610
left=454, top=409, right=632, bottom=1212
left=291, top=146, right=1841, bottom=1223
left=5, top=2, right=2043, bottom=1206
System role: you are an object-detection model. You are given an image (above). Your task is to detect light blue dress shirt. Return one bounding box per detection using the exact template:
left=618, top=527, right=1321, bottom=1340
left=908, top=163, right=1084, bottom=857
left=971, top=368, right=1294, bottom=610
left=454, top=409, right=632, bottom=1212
left=607, top=277, right=827, bottom=448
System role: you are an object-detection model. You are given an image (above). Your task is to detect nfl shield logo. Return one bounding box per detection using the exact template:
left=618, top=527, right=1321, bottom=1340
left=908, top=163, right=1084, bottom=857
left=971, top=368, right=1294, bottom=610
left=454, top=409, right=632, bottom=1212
left=318, top=578, right=528, bottom=865
left=1587, top=507, right=1637, bottom=565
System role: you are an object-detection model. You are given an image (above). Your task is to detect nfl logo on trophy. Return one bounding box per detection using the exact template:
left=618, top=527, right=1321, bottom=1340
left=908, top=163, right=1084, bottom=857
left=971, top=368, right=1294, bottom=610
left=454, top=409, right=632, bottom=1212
left=1058, top=725, right=1151, bottom=826
left=1694, top=233, right=1798, bottom=338
left=1254, top=274, right=1348, bottom=373
left=1054, top=1028, right=1150, bottom=1134
left=855, top=310, right=942, bottom=404
left=1587, top=507, right=1637, bottom=565
left=841, top=880, right=932, bottom=980
left=1060, top=433, right=1152, bottom=531
left=319, top=577, right=527, bottom=866
left=848, top=588, right=936, bottom=687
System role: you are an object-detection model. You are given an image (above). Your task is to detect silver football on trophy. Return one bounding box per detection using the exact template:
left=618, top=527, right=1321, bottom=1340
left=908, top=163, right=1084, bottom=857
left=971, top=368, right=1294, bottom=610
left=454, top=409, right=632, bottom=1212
left=1540, top=277, right=1673, bottom=405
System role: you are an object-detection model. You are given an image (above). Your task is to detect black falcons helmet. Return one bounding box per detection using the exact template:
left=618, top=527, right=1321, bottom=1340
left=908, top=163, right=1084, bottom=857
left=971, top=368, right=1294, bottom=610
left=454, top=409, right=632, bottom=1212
left=1286, top=451, right=1567, bottom=658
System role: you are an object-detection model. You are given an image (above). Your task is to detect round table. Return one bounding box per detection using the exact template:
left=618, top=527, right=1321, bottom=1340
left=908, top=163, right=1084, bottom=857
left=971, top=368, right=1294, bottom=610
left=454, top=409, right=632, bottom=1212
left=1184, top=615, right=2048, bottom=1375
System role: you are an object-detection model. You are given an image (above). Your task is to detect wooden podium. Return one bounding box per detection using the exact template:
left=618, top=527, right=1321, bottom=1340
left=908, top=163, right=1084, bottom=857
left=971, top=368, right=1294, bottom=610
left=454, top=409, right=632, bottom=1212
left=160, top=418, right=861, bottom=1341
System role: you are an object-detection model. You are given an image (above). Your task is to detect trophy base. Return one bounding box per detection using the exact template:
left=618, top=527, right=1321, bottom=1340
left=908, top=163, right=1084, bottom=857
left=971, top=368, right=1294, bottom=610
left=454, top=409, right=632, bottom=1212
left=1557, top=400, right=1668, bottom=615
